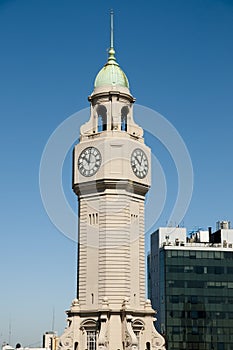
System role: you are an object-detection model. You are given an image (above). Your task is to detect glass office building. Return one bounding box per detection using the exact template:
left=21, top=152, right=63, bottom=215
left=149, top=224, right=233, bottom=350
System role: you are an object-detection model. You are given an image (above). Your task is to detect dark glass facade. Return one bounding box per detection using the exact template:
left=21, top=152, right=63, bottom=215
left=160, top=249, right=233, bottom=350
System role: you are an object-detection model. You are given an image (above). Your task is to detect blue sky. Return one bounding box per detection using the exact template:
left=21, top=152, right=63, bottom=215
left=0, top=0, right=233, bottom=346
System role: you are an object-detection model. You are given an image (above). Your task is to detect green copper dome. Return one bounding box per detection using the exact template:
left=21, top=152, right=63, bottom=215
left=94, top=47, right=129, bottom=89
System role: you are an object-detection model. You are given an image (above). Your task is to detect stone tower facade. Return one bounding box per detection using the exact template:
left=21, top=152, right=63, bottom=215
left=57, top=13, right=166, bottom=350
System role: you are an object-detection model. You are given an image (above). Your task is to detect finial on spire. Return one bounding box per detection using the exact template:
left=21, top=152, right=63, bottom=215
left=107, top=9, right=117, bottom=64
left=110, top=9, right=114, bottom=48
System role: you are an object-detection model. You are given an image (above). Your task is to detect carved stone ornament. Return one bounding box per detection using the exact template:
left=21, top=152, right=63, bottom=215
left=123, top=317, right=138, bottom=350
left=98, top=318, right=108, bottom=350
left=151, top=328, right=166, bottom=350
left=57, top=330, right=74, bottom=350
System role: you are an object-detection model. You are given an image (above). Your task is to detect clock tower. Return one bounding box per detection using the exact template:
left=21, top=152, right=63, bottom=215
left=57, top=12, right=166, bottom=350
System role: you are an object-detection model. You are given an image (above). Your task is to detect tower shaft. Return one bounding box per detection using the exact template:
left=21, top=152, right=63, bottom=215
left=77, top=186, right=146, bottom=310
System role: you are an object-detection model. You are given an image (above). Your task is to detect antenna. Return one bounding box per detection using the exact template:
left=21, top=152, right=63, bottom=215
left=8, top=318, right=12, bottom=345
left=110, top=9, right=114, bottom=49
left=52, top=307, right=55, bottom=331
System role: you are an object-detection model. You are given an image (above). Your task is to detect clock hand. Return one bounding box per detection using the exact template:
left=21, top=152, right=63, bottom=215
left=84, top=154, right=91, bottom=169
left=88, top=151, right=92, bottom=163
left=136, top=156, right=142, bottom=166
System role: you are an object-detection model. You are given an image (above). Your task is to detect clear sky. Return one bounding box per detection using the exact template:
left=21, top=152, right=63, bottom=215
left=0, top=0, right=233, bottom=346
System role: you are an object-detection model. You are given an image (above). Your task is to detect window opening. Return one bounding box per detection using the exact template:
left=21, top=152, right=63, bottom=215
left=87, top=331, right=96, bottom=350
left=133, top=320, right=144, bottom=350
left=81, top=320, right=97, bottom=350
left=121, top=106, right=129, bottom=131
left=88, top=213, right=99, bottom=226
left=131, top=214, right=138, bottom=222
left=97, top=105, right=107, bottom=132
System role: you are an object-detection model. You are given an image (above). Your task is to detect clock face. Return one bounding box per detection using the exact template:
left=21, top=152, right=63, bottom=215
left=78, top=147, right=102, bottom=177
left=131, top=148, right=148, bottom=179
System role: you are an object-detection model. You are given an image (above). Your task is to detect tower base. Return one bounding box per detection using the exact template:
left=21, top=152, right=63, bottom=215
left=57, top=298, right=166, bottom=350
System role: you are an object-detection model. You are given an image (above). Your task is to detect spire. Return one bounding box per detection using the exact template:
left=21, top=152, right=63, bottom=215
left=107, top=10, right=117, bottom=64
left=110, top=9, right=114, bottom=48
left=93, top=11, right=129, bottom=89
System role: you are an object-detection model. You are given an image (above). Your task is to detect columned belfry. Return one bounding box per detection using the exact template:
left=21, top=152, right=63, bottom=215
left=57, top=12, right=166, bottom=350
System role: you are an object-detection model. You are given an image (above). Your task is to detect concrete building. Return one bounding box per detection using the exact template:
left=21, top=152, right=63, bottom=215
left=57, top=13, right=165, bottom=350
left=43, top=332, right=57, bottom=350
left=149, top=222, right=233, bottom=350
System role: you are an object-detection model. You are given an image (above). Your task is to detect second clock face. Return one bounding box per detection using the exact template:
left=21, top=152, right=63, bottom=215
left=131, top=148, right=148, bottom=179
left=78, top=147, right=102, bottom=177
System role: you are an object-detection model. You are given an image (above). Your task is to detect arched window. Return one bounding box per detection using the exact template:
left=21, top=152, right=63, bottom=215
left=81, top=319, right=97, bottom=350
left=132, top=320, right=144, bottom=350
left=97, top=105, right=107, bottom=132
left=121, top=106, right=129, bottom=131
